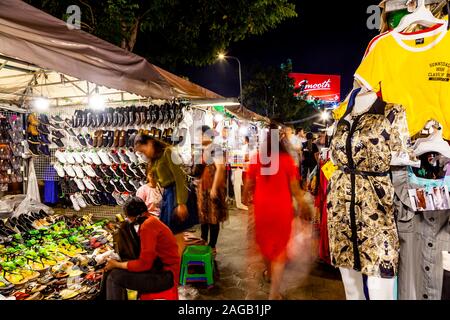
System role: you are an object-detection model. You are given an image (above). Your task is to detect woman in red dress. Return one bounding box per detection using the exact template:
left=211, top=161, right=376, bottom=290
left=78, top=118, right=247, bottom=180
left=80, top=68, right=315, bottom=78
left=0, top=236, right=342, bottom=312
left=244, top=128, right=312, bottom=300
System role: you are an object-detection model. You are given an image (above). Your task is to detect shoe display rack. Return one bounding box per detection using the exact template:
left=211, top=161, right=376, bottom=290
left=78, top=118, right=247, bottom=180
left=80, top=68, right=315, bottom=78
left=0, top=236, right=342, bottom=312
left=0, top=211, right=117, bottom=300
left=27, top=102, right=189, bottom=215
left=0, top=111, right=25, bottom=193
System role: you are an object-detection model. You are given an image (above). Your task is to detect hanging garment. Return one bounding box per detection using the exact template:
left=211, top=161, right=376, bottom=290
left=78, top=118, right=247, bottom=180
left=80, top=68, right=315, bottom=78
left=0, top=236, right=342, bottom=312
left=392, top=167, right=450, bottom=300
left=355, top=22, right=450, bottom=139
left=328, top=99, right=412, bottom=278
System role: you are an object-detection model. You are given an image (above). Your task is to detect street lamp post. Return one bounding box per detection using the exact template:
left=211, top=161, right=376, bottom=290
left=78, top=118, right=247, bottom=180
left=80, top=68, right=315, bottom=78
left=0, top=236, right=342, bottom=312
left=218, top=53, right=243, bottom=111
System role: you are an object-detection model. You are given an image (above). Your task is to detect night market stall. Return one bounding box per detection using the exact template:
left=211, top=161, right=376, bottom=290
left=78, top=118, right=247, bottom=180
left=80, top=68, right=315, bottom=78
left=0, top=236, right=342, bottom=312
left=321, top=0, right=450, bottom=300
left=0, top=0, right=225, bottom=300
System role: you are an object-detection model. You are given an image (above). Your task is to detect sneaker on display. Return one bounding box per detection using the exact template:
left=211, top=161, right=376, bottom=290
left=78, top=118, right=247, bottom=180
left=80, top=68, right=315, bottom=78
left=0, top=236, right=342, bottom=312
left=129, top=179, right=141, bottom=191
left=110, top=180, right=126, bottom=193
left=38, top=124, right=51, bottom=135
left=100, top=179, right=114, bottom=193
left=73, top=165, right=85, bottom=179
left=74, top=178, right=86, bottom=191
left=98, top=150, right=112, bottom=166
left=120, top=179, right=134, bottom=193
left=75, top=192, right=87, bottom=208
left=83, top=177, right=96, bottom=191
left=70, top=194, right=81, bottom=211
left=51, top=138, right=64, bottom=148
left=52, top=130, right=65, bottom=139
left=64, top=126, right=76, bottom=137
left=89, top=151, right=102, bottom=165
left=118, top=150, right=131, bottom=164
left=64, top=152, right=76, bottom=165
left=77, top=134, right=87, bottom=147
left=39, top=134, right=51, bottom=145
left=38, top=144, right=51, bottom=156
left=135, top=152, right=148, bottom=164
left=108, top=150, right=121, bottom=165
left=121, top=192, right=131, bottom=202
left=50, top=122, right=63, bottom=131
left=112, top=191, right=125, bottom=206
left=81, top=152, right=93, bottom=164
left=82, top=193, right=93, bottom=206
left=39, top=114, right=51, bottom=125
left=118, top=165, right=131, bottom=178
left=91, top=179, right=104, bottom=192
left=55, top=150, right=67, bottom=163
left=82, top=165, right=97, bottom=178
left=64, top=164, right=77, bottom=178
left=53, top=163, right=66, bottom=178
left=51, top=115, right=65, bottom=123
left=87, top=193, right=101, bottom=206
left=72, top=152, right=84, bottom=164
left=139, top=180, right=146, bottom=187
left=125, top=149, right=138, bottom=163
left=101, top=165, right=115, bottom=178
left=92, top=165, right=104, bottom=178
left=128, top=165, right=141, bottom=178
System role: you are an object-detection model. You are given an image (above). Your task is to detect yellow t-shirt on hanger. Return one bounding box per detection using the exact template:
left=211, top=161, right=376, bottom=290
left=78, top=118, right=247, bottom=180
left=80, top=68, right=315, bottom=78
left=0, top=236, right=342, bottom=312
left=355, top=22, right=450, bottom=139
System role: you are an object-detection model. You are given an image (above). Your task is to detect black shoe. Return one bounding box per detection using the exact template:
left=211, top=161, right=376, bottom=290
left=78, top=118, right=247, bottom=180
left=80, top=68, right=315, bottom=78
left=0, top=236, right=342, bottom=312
left=100, top=179, right=114, bottom=193
left=117, top=108, right=125, bottom=127
left=64, top=126, right=76, bottom=137
left=28, top=143, right=40, bottom=156
left=100, top=165, right=115, bottom=178
left=82, top=193, right=94, bottom=206
left=107, top=131, right=115, bottom=148
left=50, top=122, right=63, bottom=130
left=87, top=193, right=101, bottom=206
left=127, top=130, right=138, bottom=148
left=152, top=105, right=160, bottom=124
left=85, top=134, right=94, bottom=147
left=110, top=180, right=126, bottom=193
left=112, top=111, right=118, bottom=127
left=106, top=110, right=113, bottom=126
left=39, top=114, right=51, bottom=125
left=118, top=150, right=131, bottom=164
left=68, top=179, right=78, bottom=192
left=139, top=106, right=147, bottom=125
left=118, top=165, right=130, bottom=178
left=79, top=110, right=87, bottom=127
left=86, top=111, right=94, bottom=128
left=37, top=123, right=50, bottom=135
left=92, top=165, right=104, bottom=178
left=128, top=106, right=135, bottom=126
left=52, top=130, right=65, bottom=139
left=39, top=144, right=51, bottom=156
left=77, top=134, right=87, bottom=147
left=91, top=179, right=104, bottom=192
left=146, top=106, right=153, bottom=124
left=38, top=134, right=51, bottom=144
left=109, top=150, right=121, bottom=165
left=129, top=179, right=141, bottom=191
left=51, top=115, right=64, bottom=123
left=120, top=179, right=135, bottom=193
left=130, top=163, right=145, bottom=179
left=96, top=192, right=108, bottom=205
left=52, top=138, right=64, bottom=148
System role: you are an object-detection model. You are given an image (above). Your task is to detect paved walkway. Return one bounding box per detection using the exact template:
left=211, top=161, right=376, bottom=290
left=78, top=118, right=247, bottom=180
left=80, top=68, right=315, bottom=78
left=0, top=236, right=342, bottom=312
left=191, top=209, right=346, bottom=300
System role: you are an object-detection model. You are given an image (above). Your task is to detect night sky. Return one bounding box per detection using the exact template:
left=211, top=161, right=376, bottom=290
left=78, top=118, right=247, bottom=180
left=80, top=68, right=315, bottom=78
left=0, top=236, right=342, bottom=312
left=177, top=0, right=379, bottom=100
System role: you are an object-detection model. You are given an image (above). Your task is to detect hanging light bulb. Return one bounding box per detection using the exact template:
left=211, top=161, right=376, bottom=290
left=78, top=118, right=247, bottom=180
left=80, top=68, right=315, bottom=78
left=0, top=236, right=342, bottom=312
left=239, top=126, right=248, bottom=135
left=33, top=97, right=50, bottom=111
left=89, top=93, right=105, bottom=110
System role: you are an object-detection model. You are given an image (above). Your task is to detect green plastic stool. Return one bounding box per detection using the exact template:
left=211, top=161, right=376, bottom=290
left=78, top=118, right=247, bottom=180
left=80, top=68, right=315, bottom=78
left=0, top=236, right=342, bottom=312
left=180, top=245, right=214, bottom=286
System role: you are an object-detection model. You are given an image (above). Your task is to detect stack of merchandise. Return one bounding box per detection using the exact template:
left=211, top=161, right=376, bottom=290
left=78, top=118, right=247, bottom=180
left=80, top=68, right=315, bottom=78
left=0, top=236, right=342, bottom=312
left=0, top=114, right=24, bottom=191
left=0, top=211, right=117, bottom=300
left=26, top=103, right=191, bottom=211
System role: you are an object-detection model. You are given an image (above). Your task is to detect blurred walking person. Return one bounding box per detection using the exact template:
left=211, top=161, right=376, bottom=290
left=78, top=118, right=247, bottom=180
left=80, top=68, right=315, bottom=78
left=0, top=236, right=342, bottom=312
left=244, top=126, right=312, bottom=300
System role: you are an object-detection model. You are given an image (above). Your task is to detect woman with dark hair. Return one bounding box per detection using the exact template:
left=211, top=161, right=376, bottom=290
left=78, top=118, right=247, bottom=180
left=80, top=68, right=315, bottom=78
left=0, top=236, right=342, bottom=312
left=244, top=126, right=312, bottom=300
left=134, top=134, right=193, bottom=256
left=104, top=197, right=180, bottom=300
left=195, top=125, right=227, bottom=255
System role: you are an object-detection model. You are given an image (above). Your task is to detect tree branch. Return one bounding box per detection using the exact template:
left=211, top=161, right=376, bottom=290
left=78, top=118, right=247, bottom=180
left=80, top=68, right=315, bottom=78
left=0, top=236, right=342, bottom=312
left=79, top=0, right=96, bottom=29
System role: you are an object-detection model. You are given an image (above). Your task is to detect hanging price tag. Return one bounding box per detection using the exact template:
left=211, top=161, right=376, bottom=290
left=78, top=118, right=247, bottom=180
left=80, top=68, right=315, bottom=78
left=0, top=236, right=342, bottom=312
left=321, top=160, right=338, bottom=181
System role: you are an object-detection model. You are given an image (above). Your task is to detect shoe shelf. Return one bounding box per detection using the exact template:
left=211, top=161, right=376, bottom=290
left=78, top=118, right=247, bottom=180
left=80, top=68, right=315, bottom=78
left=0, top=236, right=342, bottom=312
left=0, top=112, right=25, bottom=194
left=26, top=103, right=189, bottom=213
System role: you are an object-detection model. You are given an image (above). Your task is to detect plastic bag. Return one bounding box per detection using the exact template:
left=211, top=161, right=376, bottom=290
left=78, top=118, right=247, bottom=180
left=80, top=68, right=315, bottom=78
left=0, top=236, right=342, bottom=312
left=286, top=218, right=314, bottom=263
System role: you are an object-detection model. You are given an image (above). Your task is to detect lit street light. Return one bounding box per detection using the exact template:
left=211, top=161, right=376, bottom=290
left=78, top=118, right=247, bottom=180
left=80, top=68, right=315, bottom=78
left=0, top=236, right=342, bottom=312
left=217, top=53, right=243, bottom=110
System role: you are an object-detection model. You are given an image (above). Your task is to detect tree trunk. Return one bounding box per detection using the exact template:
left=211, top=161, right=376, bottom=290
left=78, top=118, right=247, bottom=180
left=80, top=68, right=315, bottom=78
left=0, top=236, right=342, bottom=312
left=120, top=19, right=140, bottom=52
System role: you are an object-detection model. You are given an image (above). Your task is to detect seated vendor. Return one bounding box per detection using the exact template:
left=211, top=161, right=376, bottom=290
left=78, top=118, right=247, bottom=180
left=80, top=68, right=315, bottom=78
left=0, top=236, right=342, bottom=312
left=104, top=197, right=180, bottom=300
